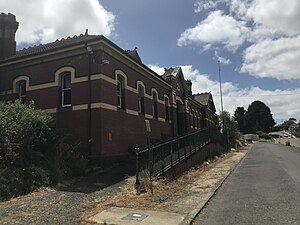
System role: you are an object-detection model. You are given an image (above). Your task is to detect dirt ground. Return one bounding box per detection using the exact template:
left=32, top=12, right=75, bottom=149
left=82, top=145, right=251, bottom=224
left=0, top=146, right=250, bottom=225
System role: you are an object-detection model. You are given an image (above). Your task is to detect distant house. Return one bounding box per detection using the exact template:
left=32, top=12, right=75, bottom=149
left=243, top=134, right=259, bottom=142
left=0, top=13, right=219, bottom=159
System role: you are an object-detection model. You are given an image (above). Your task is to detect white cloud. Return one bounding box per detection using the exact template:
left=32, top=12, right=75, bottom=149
left=148, top=64, right=300, bottom=121
left=148, top=64, right=165, bottom=75
left=194, top=0, right=220, bottom=13
left=215, top=51, right=231, bottom=65
left=0, top=0, right=115, bottom=45
left=245, top=0, right=300, bottom=36
left=177, top=10, right=250, bottom=52
left=181, top=0, right=300, bottom=81
left=241, top=36, right=300, bottom=80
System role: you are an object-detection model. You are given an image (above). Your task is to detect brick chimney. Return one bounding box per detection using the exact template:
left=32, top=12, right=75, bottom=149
left=0, top=13, right=19, bottom=60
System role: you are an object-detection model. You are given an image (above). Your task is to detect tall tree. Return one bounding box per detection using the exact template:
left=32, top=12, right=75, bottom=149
left=233, top=106, right=247, bottom=133
left=245, top=100, right=275, bottom=133
left=219, top=111, right=242, bottom=148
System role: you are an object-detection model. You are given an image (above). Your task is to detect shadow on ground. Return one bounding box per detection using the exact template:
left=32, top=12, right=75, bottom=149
left=57, top=162, right=135, bottom=194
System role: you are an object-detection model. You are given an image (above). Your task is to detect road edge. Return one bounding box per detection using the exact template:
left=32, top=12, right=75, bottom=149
left=179, top=145, right=253, bottom=225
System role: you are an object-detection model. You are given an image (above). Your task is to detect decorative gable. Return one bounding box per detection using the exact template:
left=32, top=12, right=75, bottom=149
left=161, top=67, right=189, bottom=98
left=174, top=67, right=188, bottom=97
left=194, top=92, right=216, bottom=113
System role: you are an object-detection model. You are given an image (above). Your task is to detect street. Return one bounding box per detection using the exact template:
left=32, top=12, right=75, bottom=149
left=193, top=143, right=300, bottom=225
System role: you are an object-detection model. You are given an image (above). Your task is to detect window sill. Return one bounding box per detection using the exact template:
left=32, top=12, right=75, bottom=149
left=117, top=107, right=126, bottom=112
left=58, top=106, right=72, bottom=112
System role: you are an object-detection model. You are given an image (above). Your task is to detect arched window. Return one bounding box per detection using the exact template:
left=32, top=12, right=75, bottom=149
left=190, top=110, right=193, bottom=127
left=187, top=108, right=190, bottom=126
left=117, top=75, right=125, bottom=109
left=193, top=110, right=196, bottom=128
left=152, top=91, right=158, bottom=118
left=61, top=72, right=71, bottom=107
left=18, top=80, right=26, bottom=103
left=138, top=84, right=145, bottom=115
left=164, top=96, right=170, bottom=121
left=198, top=112, right=201, bottom=129
left=197, top=112, right=200, bottom=129
left=195, top=111, right=199, bottom=129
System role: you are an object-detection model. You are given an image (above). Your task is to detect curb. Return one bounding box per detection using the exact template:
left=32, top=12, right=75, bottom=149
left=179, top=146, right=252, bottom=225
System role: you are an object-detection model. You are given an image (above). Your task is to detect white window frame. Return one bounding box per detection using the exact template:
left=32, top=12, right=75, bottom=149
left=138, top=84, right=145, bottom=115
left=61, top=73, right=71, bottom=107
left=18, top=80, right=26, bottom=103
left=164, top=96, right=170, bottom=121
left=152, top=91, right=158, bottom=118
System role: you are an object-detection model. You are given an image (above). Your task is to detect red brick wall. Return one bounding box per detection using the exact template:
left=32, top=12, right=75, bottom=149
left=0, top=48, right=188, bottom=157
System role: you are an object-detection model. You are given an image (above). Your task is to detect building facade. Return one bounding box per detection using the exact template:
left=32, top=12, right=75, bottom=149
left=0, top=13, right=219, bottom=158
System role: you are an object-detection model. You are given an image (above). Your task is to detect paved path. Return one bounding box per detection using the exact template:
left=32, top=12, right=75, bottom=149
left=193, top=143, right=300, bottom=225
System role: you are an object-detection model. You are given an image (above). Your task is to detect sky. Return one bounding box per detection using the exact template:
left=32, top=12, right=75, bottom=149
left=1, top=0, right=300, bottom=124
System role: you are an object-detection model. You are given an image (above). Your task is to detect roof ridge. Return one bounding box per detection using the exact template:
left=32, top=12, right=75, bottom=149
left=17, top=33, right=99, bottom=53
left=2, top=33, right=102, bottom=61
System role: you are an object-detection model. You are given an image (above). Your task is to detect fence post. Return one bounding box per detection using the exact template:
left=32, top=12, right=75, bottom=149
left=184, top=135, right=187, bottom=160
left=135, top=144, right=140, bottom=193
left=177, top=139, right=180, bottom=163
left=170, top=142, right=173, bottom=168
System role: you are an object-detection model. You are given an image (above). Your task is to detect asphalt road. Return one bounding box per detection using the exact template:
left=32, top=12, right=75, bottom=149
left=193, top=143, right=300, bottom=225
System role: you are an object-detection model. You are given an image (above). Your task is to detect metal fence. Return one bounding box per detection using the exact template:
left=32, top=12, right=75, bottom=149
left=134, top=127, right=227, bottom=183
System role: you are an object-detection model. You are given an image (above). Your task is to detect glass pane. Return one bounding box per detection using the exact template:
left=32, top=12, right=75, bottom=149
left=19, top=81, right=26, bottom=95
left=63, top=89, right=71, bottom=106
left=117, top=95, right=121, bottom=107
left=63, top=74, right=71, bottom=89
left=138, top=85, right=144, bottom=97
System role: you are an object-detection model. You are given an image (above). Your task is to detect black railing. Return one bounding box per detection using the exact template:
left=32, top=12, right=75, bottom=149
left=134, top=127, right=227, bottom=184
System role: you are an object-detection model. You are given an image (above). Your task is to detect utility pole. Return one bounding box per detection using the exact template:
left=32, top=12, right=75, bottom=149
left=218, top=60, right=224, bottom=114
left=218, top=60, right=228, bottom=149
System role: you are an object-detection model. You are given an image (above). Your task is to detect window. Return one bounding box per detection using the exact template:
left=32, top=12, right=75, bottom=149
left=61, top=73, right=71, bottom=107
left=164, top=96, right=169, bottom=121
left=117, top=75, right=125, bottom=109
left=18, top=81, right=26, bottom=103
left=152, top=91, right=158, bottom=118
left=138, top=84, right=145, bottom=115
left=195, top=112, right=198, bottom=129
left=193, top=110, right=196, bottom=128
left=187, top=108, right=191, bottom=126
left=198, top=113, right=201, bottom=129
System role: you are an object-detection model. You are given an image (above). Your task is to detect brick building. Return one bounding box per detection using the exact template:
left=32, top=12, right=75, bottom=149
left=0, top=13, right=219, bottom=159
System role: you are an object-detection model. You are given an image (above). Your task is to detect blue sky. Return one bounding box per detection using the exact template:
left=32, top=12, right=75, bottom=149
left=1, top=0, right=300, bottom=123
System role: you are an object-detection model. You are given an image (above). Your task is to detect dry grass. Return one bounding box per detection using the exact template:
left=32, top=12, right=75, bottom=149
left=81, top=152, right=233, bottom=223
left=81, top=145, right=253, bottom=224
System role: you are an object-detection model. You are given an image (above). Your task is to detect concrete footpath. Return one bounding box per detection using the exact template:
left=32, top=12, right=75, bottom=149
left=88, top=147, right=250, bottom=225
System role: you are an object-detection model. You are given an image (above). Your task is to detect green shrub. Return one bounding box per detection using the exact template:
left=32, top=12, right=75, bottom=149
left=0, top=101, right=87, bottom=200
left=47, top=135, right=87, bottom=184
left=0, top=167, right=24, bottom=201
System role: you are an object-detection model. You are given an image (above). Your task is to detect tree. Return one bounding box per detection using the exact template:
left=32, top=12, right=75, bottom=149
left=245, top=100, right=275, bottom=133
left=219, top=111, right=242, bottom=148
left=233, top=106, right=247, bottom=133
